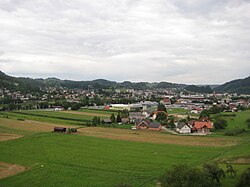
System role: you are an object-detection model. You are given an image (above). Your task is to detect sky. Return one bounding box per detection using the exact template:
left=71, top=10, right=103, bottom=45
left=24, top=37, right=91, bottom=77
left=0, top=0, right=250, bottom=84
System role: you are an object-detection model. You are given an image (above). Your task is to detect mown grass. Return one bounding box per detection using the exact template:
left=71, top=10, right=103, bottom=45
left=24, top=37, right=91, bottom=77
left=0, top=132, right=228, bottom=187
left=80, top=108, right=119, bottom=114
left=0, top=111, right=87, bottom=126
left=0, top=110, right=130, bottom=129
left=223, top=110, right=250, bottom=129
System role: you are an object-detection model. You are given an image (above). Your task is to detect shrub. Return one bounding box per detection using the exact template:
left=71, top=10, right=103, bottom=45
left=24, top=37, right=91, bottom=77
left=214, top=118, right=227, bottom=130
left=246, top=118, right=250, bottom=129
left=17, top=118, right=25, bottom=121
left=67, top=128, right=77, bottom=133
left=224, top=128, right=246, bottom=136
left=203, top=162, right=225, bottom=184
left=159, top=164, right=212, bottom=187
left=236, top=168, right=250, bottom=187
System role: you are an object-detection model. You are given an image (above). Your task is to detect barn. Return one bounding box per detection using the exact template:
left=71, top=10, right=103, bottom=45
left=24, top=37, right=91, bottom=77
left=53, top=127, right=67, bottom=133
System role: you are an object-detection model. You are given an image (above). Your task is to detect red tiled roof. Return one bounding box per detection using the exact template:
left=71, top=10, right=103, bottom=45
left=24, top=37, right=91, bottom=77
left=193, top=121, right=213, bottom=130
left=162, top=98, right=171, bottom=103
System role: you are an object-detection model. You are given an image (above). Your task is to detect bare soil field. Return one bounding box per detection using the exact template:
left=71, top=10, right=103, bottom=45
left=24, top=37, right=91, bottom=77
left=78, top=127, right=239, bottom=147
left=0, top=162, right=26, bottom=180
left=0, top=118, right=78, bottom=132
left=0, top=134, right=23, bottom=141
left=61, top=110, right=110, bottom=117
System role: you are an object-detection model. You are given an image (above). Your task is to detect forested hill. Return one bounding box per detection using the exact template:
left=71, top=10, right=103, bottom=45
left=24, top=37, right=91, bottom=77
left=214, top=76, right=250, bottom=94
left=1, top=71, right=249, bottom=94
left=0, top=71, right=185, bottom=92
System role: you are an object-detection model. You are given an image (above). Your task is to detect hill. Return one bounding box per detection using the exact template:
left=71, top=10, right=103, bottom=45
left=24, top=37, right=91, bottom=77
left=214, top=76, right=250, bottom=94
left=0, top=71, right=187, bottom=91
left=1, top=71, right=249, bottom=94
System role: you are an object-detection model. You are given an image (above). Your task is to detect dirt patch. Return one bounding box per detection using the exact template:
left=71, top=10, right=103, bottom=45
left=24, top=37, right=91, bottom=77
left=220, top=157, right=250, bottom=164
left=0, top=162, right=26, bottom=180
left=61, top=111, right=110, bottom=117
left=78, top=127, right=239, bottom=147
left=0, top=134, right=23, bottom=141
left=0, top=118, right=78, bottom=132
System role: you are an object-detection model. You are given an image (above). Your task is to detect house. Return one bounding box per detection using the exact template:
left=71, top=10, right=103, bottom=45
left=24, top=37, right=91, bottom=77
left=190, top=108, right=203, bottom=114
left=160, top=98, right=171, bottom=105
left=135, top=119, right=162, bottom=131
left=135, top=119, right=150, bottom=129
left=102, top=119, right=112, bottom=124
left=53, top=127, right=67, bottom=133
left=192, top=121, right=213, bottom=134
left=121, top=118, right=130, bottom=124
left=148, top=122, right=162, bottom=130
left=176, top=122, right=191, bottom=134
left=129, top=112, right=146, bottom=122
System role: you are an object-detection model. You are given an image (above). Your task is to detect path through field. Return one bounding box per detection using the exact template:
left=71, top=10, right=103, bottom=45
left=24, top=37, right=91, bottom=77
left=0, top=162, right=26, bottom=180
left=0, top=134, right=23, bottom=141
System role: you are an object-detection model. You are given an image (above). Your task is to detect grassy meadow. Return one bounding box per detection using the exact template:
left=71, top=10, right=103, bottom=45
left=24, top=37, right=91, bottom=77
left=0, top=109, right=117, bottom=126
left=0, top=109, right=249, bottom=186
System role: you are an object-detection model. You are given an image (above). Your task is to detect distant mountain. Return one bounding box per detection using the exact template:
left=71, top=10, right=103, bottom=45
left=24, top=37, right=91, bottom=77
left=214, top=76, right=250, bottom=94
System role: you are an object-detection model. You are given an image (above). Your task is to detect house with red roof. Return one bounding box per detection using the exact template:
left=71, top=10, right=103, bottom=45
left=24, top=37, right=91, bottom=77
left=160, top=98, right=171, bottom=106
left=192, top=121, right=213, bottom=134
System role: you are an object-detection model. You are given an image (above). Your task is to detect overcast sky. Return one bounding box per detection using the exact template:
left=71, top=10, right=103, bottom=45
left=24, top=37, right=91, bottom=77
left=0, top=0, right=250, bottom=84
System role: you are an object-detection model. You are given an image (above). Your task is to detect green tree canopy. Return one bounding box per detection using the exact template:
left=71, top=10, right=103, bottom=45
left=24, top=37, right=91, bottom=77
left=236, top=168, right=250, bottom=187
left=110, top=113, right=116, bottom=123
left=203, top=162, right=225, bottom=184
left=160, top=164, right=212, bottom=187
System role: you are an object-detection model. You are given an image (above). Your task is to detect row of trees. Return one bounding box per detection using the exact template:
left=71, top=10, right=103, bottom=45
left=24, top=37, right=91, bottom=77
left=160, top=162, right=249, bottom=187
left=91, top=110, right=130, bottom=126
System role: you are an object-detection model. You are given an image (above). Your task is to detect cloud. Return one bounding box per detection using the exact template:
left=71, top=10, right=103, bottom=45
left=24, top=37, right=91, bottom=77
left=0, top=0, right=249, bottom=84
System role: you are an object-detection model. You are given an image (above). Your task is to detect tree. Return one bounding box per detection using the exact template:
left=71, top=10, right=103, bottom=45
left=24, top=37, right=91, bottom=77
left=110, top=113, right=116, bottom=123
left=158, top=103, right=167, bottom=112
left=236, top=168, right=250, bottom=187
left=116, top=113, right=122, bottom=123
left=120, top=109, right=129, bottom=118
left=156, top=112, right=167, bottom=121
left=214, top=118, right=227, bottom=130
left=200, top=109, right=211, bottom=118
left=92, top=116, right=99, bottom=126
left=71, top=102, right=81, bottom=110
left=226, top=163, right=237, bottom=178
left=160, top=164, right=212, bottom=187
left=203, top=162, right=225, bottom=184
left=210, top=106, right=223, bottom=114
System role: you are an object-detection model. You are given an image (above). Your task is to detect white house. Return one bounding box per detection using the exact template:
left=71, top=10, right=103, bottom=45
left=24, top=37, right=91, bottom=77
left=176, top=122, right=191, bottom=134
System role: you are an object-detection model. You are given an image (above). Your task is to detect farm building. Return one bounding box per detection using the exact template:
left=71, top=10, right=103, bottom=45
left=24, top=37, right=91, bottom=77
left=53, top=127, right=67, bottom=133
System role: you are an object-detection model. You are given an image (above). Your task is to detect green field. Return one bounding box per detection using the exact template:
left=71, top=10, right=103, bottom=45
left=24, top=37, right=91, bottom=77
left=0, top=109, right=250, bottom=186
left=216, top=111, right=250, bottom=130
left=0, top=109, right=117, bottom=126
